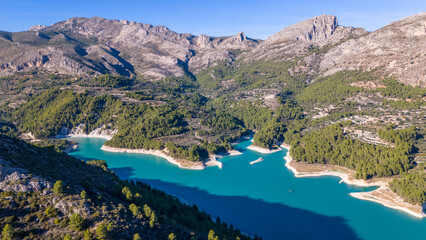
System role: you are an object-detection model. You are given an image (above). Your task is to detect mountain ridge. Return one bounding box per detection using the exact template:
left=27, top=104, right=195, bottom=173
left=0, top=13, right=425, bottom=86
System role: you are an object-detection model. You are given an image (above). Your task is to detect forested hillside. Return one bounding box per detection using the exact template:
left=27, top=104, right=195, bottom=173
left=0, top=12, right=425, bottom=223
left=0, top=134, right=252, bottom=240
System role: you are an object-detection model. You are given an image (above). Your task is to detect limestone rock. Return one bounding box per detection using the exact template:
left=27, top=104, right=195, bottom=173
left=320, top=12, right=426, bottom=86
left=245, top=15, right=367, bottom=61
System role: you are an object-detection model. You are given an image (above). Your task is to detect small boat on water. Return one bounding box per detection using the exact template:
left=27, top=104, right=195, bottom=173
left=250, top=157, right=264, bottom=165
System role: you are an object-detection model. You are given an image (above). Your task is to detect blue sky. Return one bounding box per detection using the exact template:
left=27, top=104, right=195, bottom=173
left=0, top=0, right=425, bottom=39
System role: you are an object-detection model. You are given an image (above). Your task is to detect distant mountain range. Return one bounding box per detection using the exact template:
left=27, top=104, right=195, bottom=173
left=0, top=12, right=425, bottom=86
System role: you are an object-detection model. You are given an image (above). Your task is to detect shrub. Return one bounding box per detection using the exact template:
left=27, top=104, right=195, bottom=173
left=133, top=233, right=142, bottom=240
left=53, top=180, right=65, bottom=195
left=1, top=224, right=14, bottom=240
left=69, top=213, right=85, bottom=231
left=96, top=222, right=109, bottom=240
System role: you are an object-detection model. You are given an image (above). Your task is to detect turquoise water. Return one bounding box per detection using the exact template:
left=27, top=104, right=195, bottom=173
left=69, top=137, right=426, bottom=240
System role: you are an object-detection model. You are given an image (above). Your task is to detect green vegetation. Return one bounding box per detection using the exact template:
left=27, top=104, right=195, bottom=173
left=208, top=229, right=219, bottom=240
left=291, top=122, right=416, bottom=180
left=378, top=125, right=417, bottom=145
left=93, top=74, right=133, bottom=88
left=2, top=56, right=426, bottom=216
left=83, top=229, right=93, bottom=240
left=134, top=233, right=142, bottom=240
left=390, top=172, right=426, bottom=205
left=124, top=91, right=154, bottom=100
left=63, top=233, right=72, bottom=240
left=69, top=213, right=85, bottom=231
left=95, top=222, right=109, bottom=240
left=1, top=224, right=13, bottom=240
left=53, top=180, right=65, bottom=195
left=168, top=233, right=176, bottom=240
left=296, top=71, right=371, bottom=104
left=377, top=79, right=426, bottom=99
left=197, top=60, right=304, bottom=91
left=0, top=134, right=251, bottom=240
left=13, top=88, right=123, bottom=138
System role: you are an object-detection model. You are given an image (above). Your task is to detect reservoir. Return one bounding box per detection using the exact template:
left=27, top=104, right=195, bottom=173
left=69, top=137, right=426, bottom=240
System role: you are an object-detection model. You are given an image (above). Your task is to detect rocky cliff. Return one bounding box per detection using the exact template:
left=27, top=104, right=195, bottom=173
left=0, top=13, right=425, bottom=86
left=244, top=15, right=367, bottom=61
left=0, top=17, right=258, bottom=79
left=320, top=12, right=426, bottom=86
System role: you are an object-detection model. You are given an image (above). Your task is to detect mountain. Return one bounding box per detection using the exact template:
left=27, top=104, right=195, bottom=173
left=244, top=15, right=367, bottom=60
left=0, top=17, right=258, bottom=79
left=0, top=13, right=425, bottom=238
left=0, top=14, right=425, bottom=86
left=320, top=12, right=426, bottom=86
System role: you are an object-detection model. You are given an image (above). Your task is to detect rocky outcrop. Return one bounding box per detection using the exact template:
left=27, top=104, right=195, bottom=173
left=0, top=157, right=52, bottom=193
left=320, top=12, right=426, bottom=86
left=0, top=17, right=258, bottom=79
left=56, top=124, right=118, bottom=140
left=29, top=24, right=46, bottom=31
left=244, top=15, right=367, bottom=61
left=1, top=13, right=426, bottom=86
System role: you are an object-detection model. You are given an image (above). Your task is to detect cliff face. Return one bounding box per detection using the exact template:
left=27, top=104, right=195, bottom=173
left=0, top=17, right=258, bottom=80
left=244, top=15, right=367, bottom=61
left=320, top=12, right=426, bottom=86
left=0, top=13, right=425, bottom=86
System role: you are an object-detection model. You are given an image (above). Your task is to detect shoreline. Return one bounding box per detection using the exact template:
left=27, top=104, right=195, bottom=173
left=66, top=134, right=425, bottom=218
left=281, top=145, right=425, bottom=219
left=99, top=145, right=243, bottom=170
left=247, top=145, right=282, bottom=154
left=68, top=133, right=113, bottom=140
left=350, top=187, right=425, bottom=219
left=65, top=125, right=243, bottom=170
left=100, top=145, right=205, bottom=170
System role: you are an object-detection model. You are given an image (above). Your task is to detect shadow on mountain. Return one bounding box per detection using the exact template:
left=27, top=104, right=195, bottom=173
left=112, top=166, right=362, bottom=240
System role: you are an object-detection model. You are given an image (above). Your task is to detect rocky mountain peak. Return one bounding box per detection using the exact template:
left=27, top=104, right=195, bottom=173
left=2, top=13, right=425, bottom=86
left=320, top=11, right=426, bottom=86
left=244, top=14, right=366, bottom=62
left=235, top=32, right=247, bottom=42
left=29, top=24, right=46, bottom=31
left=264, top=15, right=339, bottom=45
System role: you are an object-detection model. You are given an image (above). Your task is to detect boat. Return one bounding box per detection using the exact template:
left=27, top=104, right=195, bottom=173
left=250, top=157, right=264, bottom=165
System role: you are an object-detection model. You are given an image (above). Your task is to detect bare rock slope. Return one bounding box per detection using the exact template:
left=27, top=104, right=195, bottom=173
left=244, top=15, right=367, bottom=61
left=0, top=13, right=425, bottom=86
left=320, top=12, right=426, bottom=86
left=0, top=17, right=258, bottom=79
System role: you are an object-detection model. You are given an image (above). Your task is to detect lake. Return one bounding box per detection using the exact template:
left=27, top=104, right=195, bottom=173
left=69, top=137, right=426, bottom=240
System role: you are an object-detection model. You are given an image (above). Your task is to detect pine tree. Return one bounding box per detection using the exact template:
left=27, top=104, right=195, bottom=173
left=80, top=190, right=87, bottom=199
left=96, top=222, right=109, bottom=240
left=83, top=229, right=93, bottom=240
left=129, top=203, right=140, bottom=218
left=1, top=224, right=13, bottom=240
left=133, top=233, right=142, bottom=240
left=149, top=211, right=157, bottom=228
left=208, top=229, right=219, bottom=240
left=168, top=233, right=176, bottom=240
left=69, top=213, right=85, bottom=231
left=53, top=180, right=65, bottom=195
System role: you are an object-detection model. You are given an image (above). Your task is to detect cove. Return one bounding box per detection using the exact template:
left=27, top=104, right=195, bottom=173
left=69, top=137, right=426, bottom=240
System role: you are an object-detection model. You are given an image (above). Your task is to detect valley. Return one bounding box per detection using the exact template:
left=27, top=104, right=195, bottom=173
left=0, top=12, right=425, bottom=239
